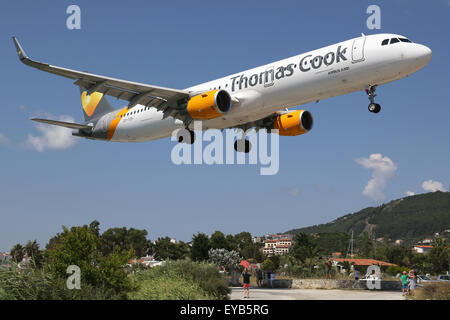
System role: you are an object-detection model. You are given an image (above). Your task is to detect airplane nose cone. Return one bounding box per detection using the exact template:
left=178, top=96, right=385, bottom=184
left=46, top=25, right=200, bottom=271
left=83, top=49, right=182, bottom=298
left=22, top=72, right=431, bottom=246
left=416, top=44, right=432, bottom=65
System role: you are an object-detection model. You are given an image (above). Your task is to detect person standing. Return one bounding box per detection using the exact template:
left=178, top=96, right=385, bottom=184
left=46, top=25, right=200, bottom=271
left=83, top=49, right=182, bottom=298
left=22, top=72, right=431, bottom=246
left=242, top=268, right=251, bottom=299
left=325, top=259, right=331, bottom=279
left=408, top=270, right=417, bottom=296
left=256, top=268, right=263, bottom=288
left=270, top=272, right=275, bottom=288
left=400, top=271, right=409, bottom=296
left=354, top=269, right=359, bottom=281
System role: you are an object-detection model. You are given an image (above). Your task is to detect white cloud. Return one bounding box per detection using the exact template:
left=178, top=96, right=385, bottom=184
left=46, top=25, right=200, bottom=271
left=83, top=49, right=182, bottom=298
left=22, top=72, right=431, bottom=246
left=355, top=153, right=397, bottom=202
left=422, top=180, right=446, bottom=192
left=26, top=115, right=77, bottom=152
left=0, top=133, right=10, bottom=145
left=406, top=191, right=415, bottom=196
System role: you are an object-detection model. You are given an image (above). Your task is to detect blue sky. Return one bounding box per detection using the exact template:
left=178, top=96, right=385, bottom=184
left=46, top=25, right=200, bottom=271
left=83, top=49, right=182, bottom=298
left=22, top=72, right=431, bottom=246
left=0, top=0, right=449, bottom=251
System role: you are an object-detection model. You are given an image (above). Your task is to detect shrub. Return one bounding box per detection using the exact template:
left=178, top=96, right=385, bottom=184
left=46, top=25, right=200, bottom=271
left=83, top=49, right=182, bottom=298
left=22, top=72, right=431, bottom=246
left=0, top=264, right=123, bottom=300
left=413, top=282, right=450, bottom=300
left=385, top=265, right=409, bottom=276
left=129, top=260, right=230, bottom=300
left=129, top=268, right=211, bottom=300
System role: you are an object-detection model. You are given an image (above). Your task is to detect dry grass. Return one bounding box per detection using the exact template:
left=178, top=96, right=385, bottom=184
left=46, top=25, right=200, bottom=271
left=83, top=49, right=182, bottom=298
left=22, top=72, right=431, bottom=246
left=412, top=282, right=450, bottom=300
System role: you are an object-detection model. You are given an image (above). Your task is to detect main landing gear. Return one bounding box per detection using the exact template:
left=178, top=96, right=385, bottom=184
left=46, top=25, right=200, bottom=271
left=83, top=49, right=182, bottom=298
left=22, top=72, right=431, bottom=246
left=365, top=85, right=381, bottom=114
left=177, top=129, right=195, bottom=144
left=234, top=139, right=251, bottom=153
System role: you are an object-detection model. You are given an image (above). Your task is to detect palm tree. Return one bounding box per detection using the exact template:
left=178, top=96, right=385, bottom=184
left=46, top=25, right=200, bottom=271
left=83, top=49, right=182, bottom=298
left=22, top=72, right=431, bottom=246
left=24, top=240, right=40, bottom=259
left=10, top=243, right=24, bottom=263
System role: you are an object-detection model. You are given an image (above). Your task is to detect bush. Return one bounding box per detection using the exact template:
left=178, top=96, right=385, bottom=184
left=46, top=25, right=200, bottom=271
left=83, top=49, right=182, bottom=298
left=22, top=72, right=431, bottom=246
left=129, top=260, right=230, bottom=300
left=385, top=265, right=409, bottom=276
left=129, top=268, right=211, bottom=300
left=413, top=282, right=450, bottom=300
left=45, top=225, right=134, bottom=299
left=0, top=264, right=122, bottom=300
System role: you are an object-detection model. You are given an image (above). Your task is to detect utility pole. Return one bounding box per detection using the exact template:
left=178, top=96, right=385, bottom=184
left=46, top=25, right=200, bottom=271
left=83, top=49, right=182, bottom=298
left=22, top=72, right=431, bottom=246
left=346, top=230, right=354, bottom=258
left=372, top=233, right=376, bottom=259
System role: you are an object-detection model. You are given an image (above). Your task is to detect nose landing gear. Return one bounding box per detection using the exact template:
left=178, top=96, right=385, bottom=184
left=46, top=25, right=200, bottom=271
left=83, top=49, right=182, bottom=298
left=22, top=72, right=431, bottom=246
left=365, top=85, right=381, bottom=113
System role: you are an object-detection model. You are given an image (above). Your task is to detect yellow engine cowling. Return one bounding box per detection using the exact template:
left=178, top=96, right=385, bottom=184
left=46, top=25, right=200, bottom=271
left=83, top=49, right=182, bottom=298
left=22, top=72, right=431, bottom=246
left=273, top=110, right=314, bottom=136
left=187, top=89, right=232, bottom=120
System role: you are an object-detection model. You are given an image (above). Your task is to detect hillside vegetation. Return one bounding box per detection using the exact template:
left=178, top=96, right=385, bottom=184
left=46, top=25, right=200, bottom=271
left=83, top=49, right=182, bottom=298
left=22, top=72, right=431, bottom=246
left=286, top=192, right=450, bottom=243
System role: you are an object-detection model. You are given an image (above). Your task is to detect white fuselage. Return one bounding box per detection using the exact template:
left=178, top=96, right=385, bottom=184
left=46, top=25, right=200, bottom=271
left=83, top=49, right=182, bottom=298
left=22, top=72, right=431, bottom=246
left=107, top=33, right=431, bottom=142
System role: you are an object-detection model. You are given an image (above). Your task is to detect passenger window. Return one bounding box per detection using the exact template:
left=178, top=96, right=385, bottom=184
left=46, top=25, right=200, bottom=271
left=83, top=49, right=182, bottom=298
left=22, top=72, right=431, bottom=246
left=390, top=38, right=400, bottom=44
left=399, top=38, right=412, bottom=43
left=381, top=39, right=389, bottom=46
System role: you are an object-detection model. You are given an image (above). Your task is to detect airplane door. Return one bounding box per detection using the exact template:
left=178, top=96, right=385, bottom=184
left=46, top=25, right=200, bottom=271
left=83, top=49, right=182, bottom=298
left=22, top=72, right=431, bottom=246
left=351, top=37, right=366, bottom=63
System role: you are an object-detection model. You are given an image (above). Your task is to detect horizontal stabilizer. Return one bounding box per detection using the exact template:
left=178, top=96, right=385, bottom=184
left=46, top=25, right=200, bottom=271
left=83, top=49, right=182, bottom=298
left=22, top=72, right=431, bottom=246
left=30, top=118, right=92, bottom=130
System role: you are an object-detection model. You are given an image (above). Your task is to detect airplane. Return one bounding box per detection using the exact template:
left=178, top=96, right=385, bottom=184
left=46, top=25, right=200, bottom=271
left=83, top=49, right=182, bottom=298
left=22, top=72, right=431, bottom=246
left=12, top=33, right=431, bottom=152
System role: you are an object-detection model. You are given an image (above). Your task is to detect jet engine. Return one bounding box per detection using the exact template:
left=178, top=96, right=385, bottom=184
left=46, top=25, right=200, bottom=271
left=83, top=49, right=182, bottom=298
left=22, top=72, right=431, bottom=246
left=272, top=110, right=313, bottom=136
left=187, top=89, right=232, bottom=120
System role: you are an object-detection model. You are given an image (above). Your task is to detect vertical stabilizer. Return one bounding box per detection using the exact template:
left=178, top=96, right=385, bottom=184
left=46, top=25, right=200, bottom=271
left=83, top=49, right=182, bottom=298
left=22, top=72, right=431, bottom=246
left=78, top=86, right=115, bottom=122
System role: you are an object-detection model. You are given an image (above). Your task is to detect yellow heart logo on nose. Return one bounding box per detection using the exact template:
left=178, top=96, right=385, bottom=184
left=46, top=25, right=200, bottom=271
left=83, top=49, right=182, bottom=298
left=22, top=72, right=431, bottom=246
left=81, top=91, right=103, bottom=117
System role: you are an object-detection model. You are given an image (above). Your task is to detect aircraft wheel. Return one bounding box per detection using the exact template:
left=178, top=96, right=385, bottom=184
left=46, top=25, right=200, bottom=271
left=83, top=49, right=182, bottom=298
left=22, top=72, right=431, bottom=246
left=234, top=139, right=251, bottom=153
left=368, top=103, right=381, bottom=113
left=178, top=130, right=195, bottom=144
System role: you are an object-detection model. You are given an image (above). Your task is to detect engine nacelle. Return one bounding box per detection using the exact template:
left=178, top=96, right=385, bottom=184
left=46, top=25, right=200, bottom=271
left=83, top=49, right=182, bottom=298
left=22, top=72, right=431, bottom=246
left=272, top=110, right=314, bottom=136
left=187, top=89, right=232, bottom=120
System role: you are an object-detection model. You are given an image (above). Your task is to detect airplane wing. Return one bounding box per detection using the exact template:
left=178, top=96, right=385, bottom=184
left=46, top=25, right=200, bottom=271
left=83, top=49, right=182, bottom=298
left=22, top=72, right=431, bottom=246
left=30, top=118, right=92, bottom=130
left=12, top=37, right=190, bottom=118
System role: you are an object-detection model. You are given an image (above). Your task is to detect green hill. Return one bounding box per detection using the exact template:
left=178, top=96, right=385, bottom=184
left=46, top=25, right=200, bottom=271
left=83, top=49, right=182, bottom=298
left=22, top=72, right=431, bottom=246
left=286, top=191, right=450, bottom=244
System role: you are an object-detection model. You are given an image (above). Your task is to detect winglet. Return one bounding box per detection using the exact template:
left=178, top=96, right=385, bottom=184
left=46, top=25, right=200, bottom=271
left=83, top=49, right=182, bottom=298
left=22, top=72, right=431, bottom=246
left=12, top=36, right=28, bottom=61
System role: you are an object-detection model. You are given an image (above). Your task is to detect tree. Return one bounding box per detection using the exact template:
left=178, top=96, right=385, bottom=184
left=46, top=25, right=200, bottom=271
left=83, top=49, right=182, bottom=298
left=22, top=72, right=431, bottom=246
left=101, top=227, right=150, bottom=257
left=89, top=220, right=101, bottom=237
left=360, top=231, right=373, bottom=258
left=261, top=259, right=276, bottom=272
left=153, top=237, right=189, bottom=260
left=210, top=231, right=230, bottom=250
left=234, top=232, right=253, bottom=250
left=226, top=234, right=237, bottom=251
left=45, top=224, right=133, bottom=298
left=428, top=238, right=449, bottom=274
left=24, top=240, right=43, bottom=267
left=190, top=233, right=211, bottom=261
left=291, top=233, right=319, bottom=262
left=10, top=244, right=24, bottom=263
left=208, top=248, right=241, bottom=271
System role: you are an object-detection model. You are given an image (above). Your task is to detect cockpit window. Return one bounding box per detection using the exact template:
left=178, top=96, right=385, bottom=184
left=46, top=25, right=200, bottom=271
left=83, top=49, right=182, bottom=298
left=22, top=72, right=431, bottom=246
left=381, top=39, right=389, bottom=46
left=399, top=38, right=412, bottom=43
left=390, top=38, right=400, bottom=44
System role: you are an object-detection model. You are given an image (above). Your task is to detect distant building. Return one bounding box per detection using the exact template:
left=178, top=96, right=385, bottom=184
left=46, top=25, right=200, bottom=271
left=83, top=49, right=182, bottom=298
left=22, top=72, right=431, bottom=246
left=0, top=252, right=12, bottom=266
left=332, top=252, right=342, bottom=257
left=422, top=238, right=433, bottom=244
left=395, top=239, right=404, bottom=245
left=413, top=245, right=432, bottom=254
left=128, top=255, right=165, bottom=268
left=252, top=237, right=263, bottom=244
left=263, top=237, right=293, bottom=256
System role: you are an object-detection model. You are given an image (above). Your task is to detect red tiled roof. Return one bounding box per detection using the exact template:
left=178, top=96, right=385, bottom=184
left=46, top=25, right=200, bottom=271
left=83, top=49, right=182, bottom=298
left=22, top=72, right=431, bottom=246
left=332, top=258, right=396, bottom=267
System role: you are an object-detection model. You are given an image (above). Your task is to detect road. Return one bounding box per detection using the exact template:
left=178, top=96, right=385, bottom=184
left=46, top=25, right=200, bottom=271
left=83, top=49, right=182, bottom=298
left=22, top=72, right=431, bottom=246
left=231, top=287, right=404, bottom=300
